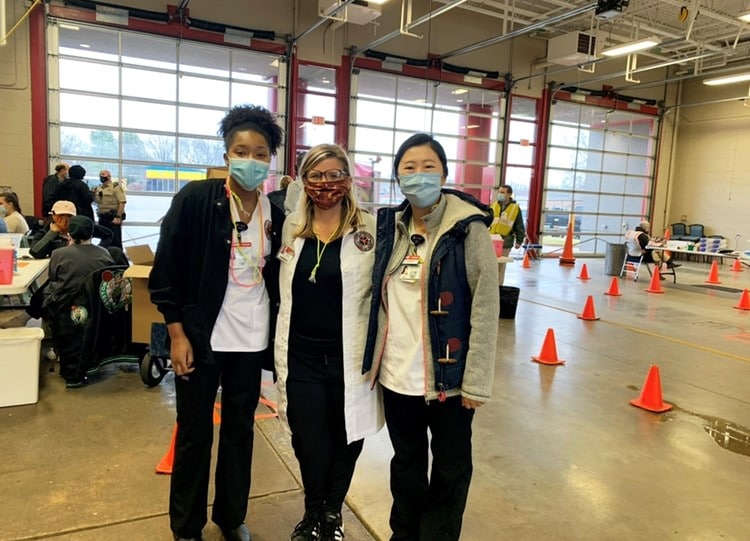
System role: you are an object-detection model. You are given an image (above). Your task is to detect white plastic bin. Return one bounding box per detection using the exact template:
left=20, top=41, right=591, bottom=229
left=0, top=327, right=44, bottom=407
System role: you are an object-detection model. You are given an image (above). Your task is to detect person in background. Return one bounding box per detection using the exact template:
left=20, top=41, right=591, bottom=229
left=149, top=104, right=284, bottom=541
left=267, top=174, right=293, bottom=213
left=0, top=192, right=30, bottom=235
left=274, top=144, right=382, bottom=541
left=284, top=151, right=308, bottom=215
left=489, top=184, right=525, bottom=285
left=363, top=133, right=498, bottom=541
left=625, top=220, right=680, bottom=275
left=30, top=200, right=113, bottom=260
left=42, top=215, right=114, bottom=388
left=42, top=163, right=69, bottom=215
left=94, top=170, right=127, bottom=249
left=57, top=165, right=95, bottom=221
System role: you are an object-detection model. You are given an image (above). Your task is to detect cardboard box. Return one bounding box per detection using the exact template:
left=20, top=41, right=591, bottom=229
left=207, top=166, right=228, bottom=179
left=126, top=245, right=155, bottom=266
left=123, top=265, right=162, bottom=344
left=0, top=327, right=44, bottom=407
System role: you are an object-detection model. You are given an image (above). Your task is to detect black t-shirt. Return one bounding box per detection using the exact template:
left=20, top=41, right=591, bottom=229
left=290, top=237, right=343, bottom=339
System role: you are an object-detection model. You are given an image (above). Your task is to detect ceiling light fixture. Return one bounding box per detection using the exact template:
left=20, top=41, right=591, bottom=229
left=601, top=37, right=661, bottom=57
left=738, top=10, right=750, bottom=23
left=703, top=72, right=750, bottom=86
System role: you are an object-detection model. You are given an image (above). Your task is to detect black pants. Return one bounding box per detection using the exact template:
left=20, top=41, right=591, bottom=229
left=170, top=351, right=264, bottom=538
left=286, top=332, right=364, bottom=514
left=98, top=213, right=122, bottom=249
left=383, top=387, right=475, bottom=541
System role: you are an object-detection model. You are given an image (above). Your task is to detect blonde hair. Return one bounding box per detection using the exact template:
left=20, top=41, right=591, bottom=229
left=294, top=144, right=363, bottom=240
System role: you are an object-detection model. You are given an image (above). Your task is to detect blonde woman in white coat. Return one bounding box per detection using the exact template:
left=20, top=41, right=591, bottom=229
left=274, top=144, right=383, bottom=541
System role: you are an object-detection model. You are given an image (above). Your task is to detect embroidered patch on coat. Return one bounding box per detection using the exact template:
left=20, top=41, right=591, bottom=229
left=354, top=231, right=375, bottom=252
left=70, top=305, right=89, bottom=326
left=99, top=270, right=133, bottom=313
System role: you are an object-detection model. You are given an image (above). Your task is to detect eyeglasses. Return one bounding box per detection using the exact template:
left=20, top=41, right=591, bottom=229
left=304, top=169, right=348, bottom=182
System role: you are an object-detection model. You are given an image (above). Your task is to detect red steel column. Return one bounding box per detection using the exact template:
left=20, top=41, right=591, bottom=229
left=29, top=5, right=48, bottom=215
left=527, top=88, right=552, bottom=243
left=455, top=103, right=493, bottom=202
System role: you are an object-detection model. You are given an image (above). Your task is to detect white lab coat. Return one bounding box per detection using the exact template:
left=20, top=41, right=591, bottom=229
left=274, top=210, right=383, bottom=443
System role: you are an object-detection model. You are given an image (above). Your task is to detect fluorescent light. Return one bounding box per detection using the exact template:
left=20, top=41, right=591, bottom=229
left=367, top=0, right=389, bottom=4
left=59, top=23, right=80, bottom=31
left=738, top=10, right=750, bottom=23
left=601, top=37, right=661, bottom=57
left=703, top=72, right=750, bottom=86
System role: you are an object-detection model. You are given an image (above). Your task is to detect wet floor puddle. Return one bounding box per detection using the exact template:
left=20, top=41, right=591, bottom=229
left=661, top=408, right=750, bottom=458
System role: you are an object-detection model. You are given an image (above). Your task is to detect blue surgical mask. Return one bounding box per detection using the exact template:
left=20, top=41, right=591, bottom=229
left=0, top=206, right=6, bottom=218
left=497, top=193, right=506, bottom=203
left=229, top=158, right=269, bottom=191
left=399, top=173, right=443, bottom=208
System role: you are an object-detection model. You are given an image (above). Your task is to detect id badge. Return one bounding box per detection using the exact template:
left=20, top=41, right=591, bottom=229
left=277, top=244, right=295, bottom=263
left=233, top=243, right=253, bottom=270
left=399, top=263, right=422, bottom=283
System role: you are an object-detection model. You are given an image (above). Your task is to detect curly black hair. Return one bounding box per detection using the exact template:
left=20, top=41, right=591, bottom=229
left=218, top=104, right=284, bottom=155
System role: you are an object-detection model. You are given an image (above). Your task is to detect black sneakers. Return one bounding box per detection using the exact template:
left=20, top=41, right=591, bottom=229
left=318, top=511, right=344, bottom=541
left=291, top=510, right=320, bottom=541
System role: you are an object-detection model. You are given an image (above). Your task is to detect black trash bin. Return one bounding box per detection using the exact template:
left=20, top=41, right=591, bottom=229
left=604, top=242, right=626, bottom=276
left=499, top=286, right=520, bottom=319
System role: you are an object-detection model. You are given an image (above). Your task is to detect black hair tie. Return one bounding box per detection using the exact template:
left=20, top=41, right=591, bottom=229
left=411, top=234, right=425, bottom=247
left=235, top=222, right=248, bottom=233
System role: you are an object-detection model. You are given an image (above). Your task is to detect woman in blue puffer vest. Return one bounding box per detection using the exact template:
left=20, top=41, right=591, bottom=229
left=363, top=133, right=499, bottom=541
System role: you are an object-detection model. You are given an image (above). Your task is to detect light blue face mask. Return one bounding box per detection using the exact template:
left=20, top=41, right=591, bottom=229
left=0, top=206, right=6, bottom=218
left=497, top=193, right=506, bottom=203
left=399, top=173, right=443, bottom=208
left=229, top=158, right=269, bottom=191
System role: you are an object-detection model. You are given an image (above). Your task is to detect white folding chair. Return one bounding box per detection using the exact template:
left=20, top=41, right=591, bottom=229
left=620, top=241, right=652, bottom=281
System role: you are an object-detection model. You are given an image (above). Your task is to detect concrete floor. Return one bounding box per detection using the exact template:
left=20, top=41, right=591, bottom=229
left=2, top=255, right=750, bottom=541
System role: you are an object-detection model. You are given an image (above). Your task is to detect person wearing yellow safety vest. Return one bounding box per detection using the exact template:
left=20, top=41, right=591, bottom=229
left=489, top=184, right=525, bottom=285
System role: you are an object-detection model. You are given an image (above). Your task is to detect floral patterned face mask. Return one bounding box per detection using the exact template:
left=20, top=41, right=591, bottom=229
left=304, top=178, right=351, bottom=210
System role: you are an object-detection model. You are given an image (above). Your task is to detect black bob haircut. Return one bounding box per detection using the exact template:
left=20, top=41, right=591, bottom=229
left=393, top=133, right=449, bottom=180
left=218, top=104, right=284, bottom=155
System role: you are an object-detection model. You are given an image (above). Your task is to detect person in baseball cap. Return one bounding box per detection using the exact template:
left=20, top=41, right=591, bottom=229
left=30, top=200, right=79, bottom=260
left=50, top=200, right=77, bottom=217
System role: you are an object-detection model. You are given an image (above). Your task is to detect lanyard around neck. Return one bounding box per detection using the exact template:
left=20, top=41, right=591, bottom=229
left=227, top=182, right=265, bottom=287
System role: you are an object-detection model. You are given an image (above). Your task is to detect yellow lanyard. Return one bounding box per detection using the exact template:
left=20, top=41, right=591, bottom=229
left=308, top=231, right=337, bottom=284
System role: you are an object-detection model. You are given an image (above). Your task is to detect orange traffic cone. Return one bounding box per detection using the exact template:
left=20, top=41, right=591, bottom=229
left=645, top=266, right=664, bottom=294
left=605, top=276, right=622, bottom=296
left=731, top=258, right=743, bottom=273
left=531, top=328, right=565, bottom=365
left=559, top=219, right=576, bottom=266
left=156, top=424, right=178, bottom=474
left=577, top=263, right=590, bottom=280
left=522, top=251, right=532, bottom=269
left=705, top=261, right=721, bottom=284
left=734, top=289, right=750, bottom=311
left=630, top=365, right=673, bottom=412
left=577, top=295, right=600, bottom=320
